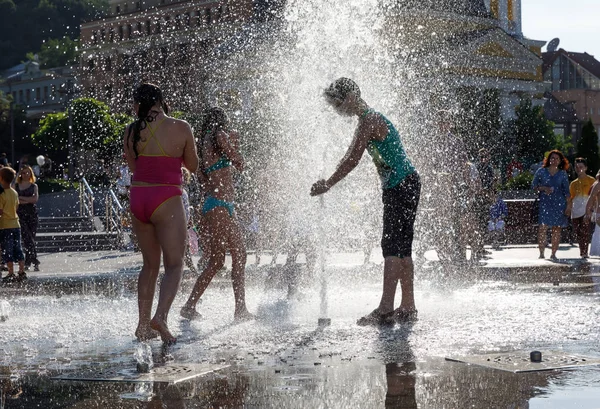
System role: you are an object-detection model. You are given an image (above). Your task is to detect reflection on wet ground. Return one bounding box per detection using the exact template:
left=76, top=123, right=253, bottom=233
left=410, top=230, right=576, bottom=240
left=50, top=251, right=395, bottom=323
left=1, top=261, right=600, bottom=408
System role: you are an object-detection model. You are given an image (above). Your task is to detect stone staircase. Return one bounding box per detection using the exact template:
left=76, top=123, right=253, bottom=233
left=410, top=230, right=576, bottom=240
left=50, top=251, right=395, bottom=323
left=37, top=216, right=118, bottom=253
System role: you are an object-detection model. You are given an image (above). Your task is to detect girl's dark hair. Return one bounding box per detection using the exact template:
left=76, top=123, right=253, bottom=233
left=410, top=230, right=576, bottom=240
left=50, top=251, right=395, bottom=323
left=200, top=107, right=229, bottom=152
left=128, top=83, right=170, bottom=158
left=324, top=77, right=361, bottom=102
left=543, top=149, right=570, bottom=171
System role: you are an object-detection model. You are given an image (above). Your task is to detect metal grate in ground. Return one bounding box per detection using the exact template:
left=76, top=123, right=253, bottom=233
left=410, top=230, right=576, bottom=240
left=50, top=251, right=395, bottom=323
left=446, top=350, right=600, bottom=373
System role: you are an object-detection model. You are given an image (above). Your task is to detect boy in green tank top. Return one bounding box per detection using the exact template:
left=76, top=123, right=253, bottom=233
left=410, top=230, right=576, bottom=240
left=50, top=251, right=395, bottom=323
left=311, top=78, right=421, bottom=326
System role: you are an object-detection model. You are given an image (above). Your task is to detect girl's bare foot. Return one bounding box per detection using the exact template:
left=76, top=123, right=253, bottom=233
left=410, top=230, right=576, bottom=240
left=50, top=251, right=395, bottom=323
left=150, top=318, right=177, bottom=345
left=180, top=306, right=202, bottom=320
left=135, top=324, right=159, bottom=341
left=234, top=309, right=255, bottom=322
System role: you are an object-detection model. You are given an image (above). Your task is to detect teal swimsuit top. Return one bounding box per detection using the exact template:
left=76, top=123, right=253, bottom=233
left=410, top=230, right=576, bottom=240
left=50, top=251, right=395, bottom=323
left=365, top=109, right=415, bottom=189
left=204, top=156, right=231, bottom=174
left=203, top=129, right=233, bottom=174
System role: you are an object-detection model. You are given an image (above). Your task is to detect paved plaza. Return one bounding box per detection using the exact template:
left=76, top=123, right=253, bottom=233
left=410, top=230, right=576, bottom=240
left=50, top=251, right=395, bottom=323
left=1, top=244, right=600, bottom=408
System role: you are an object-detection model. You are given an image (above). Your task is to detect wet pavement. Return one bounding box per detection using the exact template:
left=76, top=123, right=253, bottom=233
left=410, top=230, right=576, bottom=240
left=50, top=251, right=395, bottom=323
left=1, top=245, right=600, bottom=408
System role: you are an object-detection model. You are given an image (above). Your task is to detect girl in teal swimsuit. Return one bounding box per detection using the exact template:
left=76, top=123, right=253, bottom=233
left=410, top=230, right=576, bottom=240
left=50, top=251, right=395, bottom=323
left=181, top=107, right=254, bottom=321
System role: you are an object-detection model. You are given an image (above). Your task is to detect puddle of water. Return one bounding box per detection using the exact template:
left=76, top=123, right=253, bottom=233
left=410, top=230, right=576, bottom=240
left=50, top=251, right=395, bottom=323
left=1, top=263, right=600, bottom=407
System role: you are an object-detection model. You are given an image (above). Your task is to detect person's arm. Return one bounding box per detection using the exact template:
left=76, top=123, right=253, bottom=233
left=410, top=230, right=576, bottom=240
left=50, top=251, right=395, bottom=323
left=311, top=116, right=384, bottom=196
left=216, top=130, right=243, bottom=172
left=585, top=182, right=600, bottom=220
left=532, top=168, right=550, bottom=194
left=19, top=184, right=39, bottom=204
left=563, top=172, right=571, bottom=215
left=181, top=121, right=199, bottom=173
left=566, top=181, right=575, bottom=215
left=123, top=124, right=137, bottom=173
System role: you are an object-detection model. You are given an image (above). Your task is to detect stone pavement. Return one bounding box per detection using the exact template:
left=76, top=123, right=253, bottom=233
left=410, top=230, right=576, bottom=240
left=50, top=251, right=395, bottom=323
left=9, top=243, right=600, bottom=281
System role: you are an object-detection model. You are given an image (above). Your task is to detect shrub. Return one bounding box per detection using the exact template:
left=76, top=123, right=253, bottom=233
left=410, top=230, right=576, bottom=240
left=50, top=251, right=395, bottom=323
left=502, top=171, right=534, bottom=191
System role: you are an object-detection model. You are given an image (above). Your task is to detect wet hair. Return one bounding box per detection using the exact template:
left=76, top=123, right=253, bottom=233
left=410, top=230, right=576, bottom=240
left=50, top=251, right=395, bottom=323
left=128, top=83, right=170, bottom=158
left=574, top=157, right=588, bottom=167
left=324, top=77, right=361, bottom=102
left=200, top=107, right=229, bottom=152
left=16, top=165, right=36, bottom=184
left=543, top=149, right=570, bottom=171
left=0, top=167, right=16, bottom=184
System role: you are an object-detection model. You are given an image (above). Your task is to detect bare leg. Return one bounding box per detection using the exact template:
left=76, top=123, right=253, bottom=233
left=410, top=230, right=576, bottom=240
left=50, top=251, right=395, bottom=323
left=377, top=256, right=400, bottom=313
left=396, top=257, right=415, bottom=311
left=551, top=226, right=562, bottom=257
left=131, top=216, right=161, bottom=341
left=149, top=196, right=187, bottom=345
left=229, top=218, right=252, bottom=320
left=538, top=225, right=547, bottom=258
left=182, top=208, right=228, bottom=314
left=377, top=256, right=416, bottom=313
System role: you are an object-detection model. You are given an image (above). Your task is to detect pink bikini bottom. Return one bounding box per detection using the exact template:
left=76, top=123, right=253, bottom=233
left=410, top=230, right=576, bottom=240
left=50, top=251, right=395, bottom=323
left=130, top=185, right=182, bottom=224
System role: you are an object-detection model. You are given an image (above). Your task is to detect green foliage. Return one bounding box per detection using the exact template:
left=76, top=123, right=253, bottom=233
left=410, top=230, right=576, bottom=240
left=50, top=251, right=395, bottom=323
left=506, top=99, right=555, bottom=164
left=31, top=97, right=121, bottom=159
left=502, top=171, right=534, bottom=191
left=101, top=112, right=132, bottom=160
left=69, top=98, right=116, bottom=151
left=0, top=0, right=108, bottom=70
left=37, top=178, right=76, bottom=194
left=576, top=119, right=600, bottom=176
left=31, top=111, right=68, bottom=152
left=0, top=90, right=10, bottom=121
left=38, top=37, right=79, bottom=68
left=551, top=133, right=574, bottom=155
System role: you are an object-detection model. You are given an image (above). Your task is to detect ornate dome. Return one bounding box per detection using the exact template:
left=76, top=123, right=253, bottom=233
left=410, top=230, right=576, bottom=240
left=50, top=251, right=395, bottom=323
left=397, top=0, right=490, bottom=18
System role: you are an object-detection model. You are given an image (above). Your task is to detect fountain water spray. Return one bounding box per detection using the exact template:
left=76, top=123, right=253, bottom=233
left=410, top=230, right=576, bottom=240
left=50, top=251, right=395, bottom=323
left=317, top=193, right=330, bottom=327
left=0, top=300, right=10, bottom=322
left=134, top=342, right=153, bottom=373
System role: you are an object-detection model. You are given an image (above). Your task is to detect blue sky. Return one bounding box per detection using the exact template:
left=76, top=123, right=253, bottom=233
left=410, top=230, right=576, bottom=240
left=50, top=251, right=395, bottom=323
left=522, top=0, right=600, bottom=57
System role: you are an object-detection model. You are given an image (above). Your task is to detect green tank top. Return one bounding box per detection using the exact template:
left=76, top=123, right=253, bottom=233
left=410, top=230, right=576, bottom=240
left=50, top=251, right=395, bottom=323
left=365, top=110, right=416, bottom=189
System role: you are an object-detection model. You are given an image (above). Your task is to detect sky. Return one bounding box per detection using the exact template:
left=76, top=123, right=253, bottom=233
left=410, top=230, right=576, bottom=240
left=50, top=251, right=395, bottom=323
left=522, top=0, right=600, bottom=57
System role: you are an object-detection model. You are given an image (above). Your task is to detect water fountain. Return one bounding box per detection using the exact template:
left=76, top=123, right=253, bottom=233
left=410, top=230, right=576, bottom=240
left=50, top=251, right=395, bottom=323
left=1, top=0, right=600, bottom=407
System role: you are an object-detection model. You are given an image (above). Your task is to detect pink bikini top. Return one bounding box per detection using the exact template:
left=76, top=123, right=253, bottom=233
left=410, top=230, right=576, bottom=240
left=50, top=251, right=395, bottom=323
left=132, top=119, right=183, bottom=185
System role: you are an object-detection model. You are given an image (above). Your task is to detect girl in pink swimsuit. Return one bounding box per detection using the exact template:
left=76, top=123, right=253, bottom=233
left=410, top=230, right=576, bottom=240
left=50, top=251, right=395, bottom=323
left=124, top=83, right=198, bottom=344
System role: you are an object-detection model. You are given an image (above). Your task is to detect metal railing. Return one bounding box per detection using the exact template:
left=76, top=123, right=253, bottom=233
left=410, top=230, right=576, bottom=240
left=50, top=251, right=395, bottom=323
left=79, top=176, right=95, bottom=227
left=105, top=188, right=125, bottom=248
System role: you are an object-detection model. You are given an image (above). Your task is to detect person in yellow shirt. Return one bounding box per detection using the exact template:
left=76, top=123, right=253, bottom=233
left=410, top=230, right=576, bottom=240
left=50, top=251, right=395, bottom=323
left=567, top=158, right=596, bottom=258
left=0, top=167, right=26, bottom=282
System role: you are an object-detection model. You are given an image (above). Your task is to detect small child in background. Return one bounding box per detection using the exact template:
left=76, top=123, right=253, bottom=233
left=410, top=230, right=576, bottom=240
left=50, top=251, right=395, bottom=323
left=488, top=193, right=508, bottom=250
left=181, top=168, right=198, bottom=275
left=0, top=167, right=26, bottom=282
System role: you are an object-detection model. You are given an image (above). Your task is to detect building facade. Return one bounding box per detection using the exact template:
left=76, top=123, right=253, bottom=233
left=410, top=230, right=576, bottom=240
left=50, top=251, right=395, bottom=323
left=78, top=0, right=283, bottom=115
left=0, top=61, right=76, bottom=119
left=542, top=49, right=600, bottom=139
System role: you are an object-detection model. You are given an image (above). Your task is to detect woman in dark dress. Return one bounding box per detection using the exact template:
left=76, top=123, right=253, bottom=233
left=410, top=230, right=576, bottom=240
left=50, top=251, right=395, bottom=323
left=15, top=165, right=40, bottom=271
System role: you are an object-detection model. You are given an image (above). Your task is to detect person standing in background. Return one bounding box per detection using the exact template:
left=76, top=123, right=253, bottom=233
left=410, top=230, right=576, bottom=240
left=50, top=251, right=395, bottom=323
left=567, top=158, right=595, bottom=258
left=532, top=150, right=570, bottom=260
left=15, top=166, right=40, bottom=271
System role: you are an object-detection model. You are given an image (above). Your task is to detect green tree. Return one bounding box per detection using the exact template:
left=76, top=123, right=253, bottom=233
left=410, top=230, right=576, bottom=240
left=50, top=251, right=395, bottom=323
left=506, top=99, right=555, bottom=164
left=31, top=97, right=119, bottom=157
left=101, top=112, right=132, bottom=161
left=576, top=119, right=600, bottom=176
left=30, top=111, right=68, bottom=152
left=551, top=133, right=574, bottom=155
left=37, top=37, right=79, bottom=68
left=0, top=0, right=108, bottom=70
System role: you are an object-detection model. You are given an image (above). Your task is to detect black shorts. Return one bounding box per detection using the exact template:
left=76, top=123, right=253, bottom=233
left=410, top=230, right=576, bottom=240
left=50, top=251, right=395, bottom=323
left=382, top=172, right=421, bottom=258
